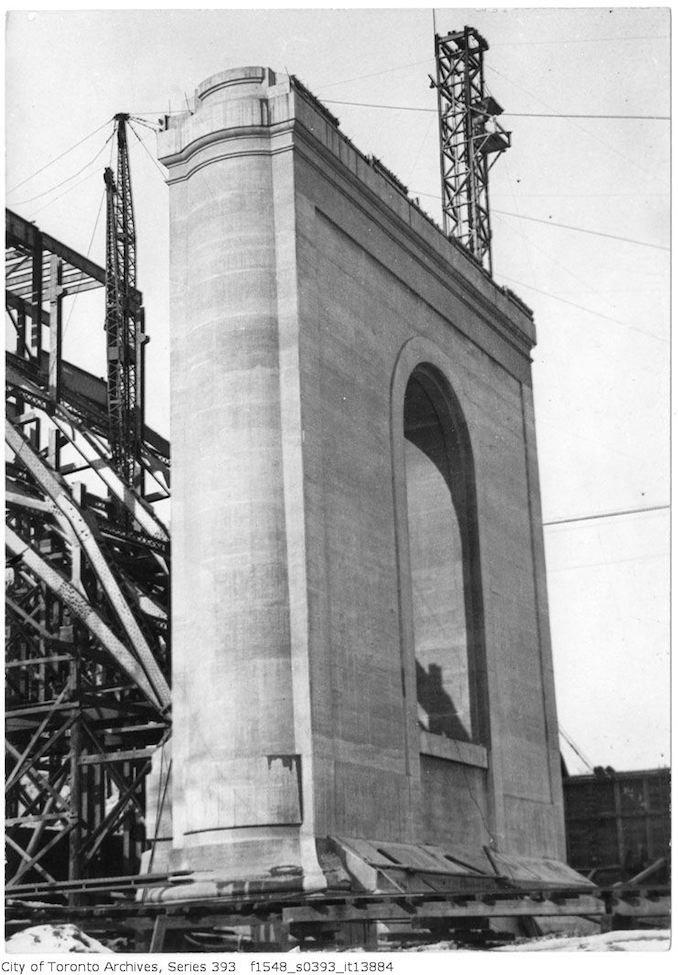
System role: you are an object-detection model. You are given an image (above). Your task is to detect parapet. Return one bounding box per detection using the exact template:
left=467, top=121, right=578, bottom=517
left=158, top=66, right=535, bottom=349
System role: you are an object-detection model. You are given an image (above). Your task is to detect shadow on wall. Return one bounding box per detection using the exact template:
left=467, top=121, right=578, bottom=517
left=416, top=660, right=470, bottom=742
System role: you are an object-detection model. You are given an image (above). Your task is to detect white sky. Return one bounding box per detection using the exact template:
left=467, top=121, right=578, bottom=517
left=4, top=4, right=670, bottom=775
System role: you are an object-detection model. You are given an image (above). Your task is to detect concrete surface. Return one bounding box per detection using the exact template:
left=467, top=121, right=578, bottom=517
left=156, top=65, right=566, bottom=891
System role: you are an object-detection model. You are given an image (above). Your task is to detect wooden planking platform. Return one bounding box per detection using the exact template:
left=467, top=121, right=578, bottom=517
left=5, top=878, right=670, bottom=952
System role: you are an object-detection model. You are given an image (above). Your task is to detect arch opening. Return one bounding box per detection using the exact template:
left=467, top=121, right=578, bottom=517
left=403, top=367, right=483, bottom=743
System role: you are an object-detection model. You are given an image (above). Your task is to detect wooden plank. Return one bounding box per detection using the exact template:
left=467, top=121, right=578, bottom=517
left=5, top=870, right=189, bottom=895
left=149, top=915, right=168, bottom=952
left=283, top=894, right=607, bottom=924
left=612, top=895, right=671, bottom=918
left=48, top=255, right=63, bottom=403
left=6, top=813, right=68, bottom=827
left=79, top=747, right=156, bottom=765
left=484, top=847, right=596, bottom=888
left=30, top=229, right=42, bottom=357
left=5, top=701, right=80, bottom=719
left=4, top=490, right=54, bottom=514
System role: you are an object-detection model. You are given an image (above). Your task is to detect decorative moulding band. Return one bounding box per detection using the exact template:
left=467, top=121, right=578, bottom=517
left=159, top=124, right=294, bottom=176
left=196, top=67, right=276, bottom=103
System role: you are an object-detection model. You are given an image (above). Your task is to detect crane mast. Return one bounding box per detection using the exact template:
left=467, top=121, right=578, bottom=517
left=104, top=113, right=144, bottom=494
left=431, top=27, right=511, bottom=274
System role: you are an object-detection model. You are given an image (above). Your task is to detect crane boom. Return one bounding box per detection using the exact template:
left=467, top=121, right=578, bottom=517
left=104, top=113, right=144, bottom=492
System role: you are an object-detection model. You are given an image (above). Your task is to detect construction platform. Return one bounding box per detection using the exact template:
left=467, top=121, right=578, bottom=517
left=5, top=871, right=670, bottom=952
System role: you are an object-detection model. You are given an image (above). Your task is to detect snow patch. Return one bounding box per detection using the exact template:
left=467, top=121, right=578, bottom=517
left=5, top=923, right=114, bottom=954
left=496, top=928, right=670, bottom=951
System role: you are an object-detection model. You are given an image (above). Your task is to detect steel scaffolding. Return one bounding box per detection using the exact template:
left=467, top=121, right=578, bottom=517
left=5, top=208, right=171, bottom=891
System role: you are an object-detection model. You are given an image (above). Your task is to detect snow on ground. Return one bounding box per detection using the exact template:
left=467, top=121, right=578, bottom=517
left=5, top=923, right=113, bottom=953
left=4, top=924, right=670, bottom=954
left=496, top=929, right=670, bottom=951
left=294, top=929, right=671, bottom=952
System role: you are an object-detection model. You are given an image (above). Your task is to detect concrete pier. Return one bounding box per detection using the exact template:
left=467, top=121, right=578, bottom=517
left=156, top=66, right=567, bottom=893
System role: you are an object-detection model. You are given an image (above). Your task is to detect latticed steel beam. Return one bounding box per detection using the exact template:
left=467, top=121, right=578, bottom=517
left=431, top=26, right=510, bottom=274
left=6, top=420, right=170, bottom=711
left=6, top=526, right=163, bottom=709
left=51, top=409, right=169, bottom=545
left=104, top=114, right=145, bottom=494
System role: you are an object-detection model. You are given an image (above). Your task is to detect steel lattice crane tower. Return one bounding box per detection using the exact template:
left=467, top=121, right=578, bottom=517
left=431, top=27, right=511, bottom=274
left=104, top=113, right=145, bottom=493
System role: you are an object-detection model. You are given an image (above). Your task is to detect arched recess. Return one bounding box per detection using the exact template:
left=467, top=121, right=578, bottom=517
left=391, top=339, right=489, bottom=750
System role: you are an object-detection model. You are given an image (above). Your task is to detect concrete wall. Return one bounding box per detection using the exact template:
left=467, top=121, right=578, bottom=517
left=158, top=65, right=565, bottom=885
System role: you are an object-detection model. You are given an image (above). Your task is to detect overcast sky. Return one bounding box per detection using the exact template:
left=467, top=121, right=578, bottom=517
left=4, top=4, right=670, bottom=774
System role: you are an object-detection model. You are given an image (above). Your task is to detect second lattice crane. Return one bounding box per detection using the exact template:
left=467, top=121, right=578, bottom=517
left=104, top=113, right=146, bottom=495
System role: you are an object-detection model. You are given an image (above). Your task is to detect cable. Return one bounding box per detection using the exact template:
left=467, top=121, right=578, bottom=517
left=129, top=115, right=161, bottom=132
left=494, top=209, right=669, bottom=252
left=25, top=130, right=114, bottom=219
left=326, top=99, right=433, bottom=114
left=29, top=165, right=103, bottom=220
left=412, top=184, right=669, bottom=263
left=128, top=109, right=183, bottom=116
left=408, top=189, right=668, bottom=343
left=559, top=726, right=594, bottom=773
left=128, top=121, right=168, bottom=179
left=479, top=203, right=671, bottom=364
left=253, top=31, right=671, bottom=99
left=322, top=98, right=669, bottom=121
left=506, top=112, right=669, bottom=120
left=485, top=62, right=667, bottom=182
left=544, top=504, right=669, bottom=528
left=6, top=117, right=112, bottom=195
left=84, top=186, right=106, bottom=267
left=493, top=34, right=670, bottom=47
left=550, top=552, right=667, bottom=572
left=494, top=271, right=667, bottom=345
left=416, top=185, right=669, bottom=204
left=493, top=192, right=669, bottom=199
left=314, top=57, right=433, bottom=91
left=500, top=154, right=539, bottom=299
left=62, top=187, right=106, bottom=340
left=10, top=132, right=114, bottom=206
left=405, top=113, right=435, bottom=186
left=108, top=126, right=115, bottom=169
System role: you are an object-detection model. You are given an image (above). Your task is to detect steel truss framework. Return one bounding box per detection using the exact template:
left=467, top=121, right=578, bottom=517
left=5, top=208, right=171, bottom=892
left=432, top=27, right=511, bottom=274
